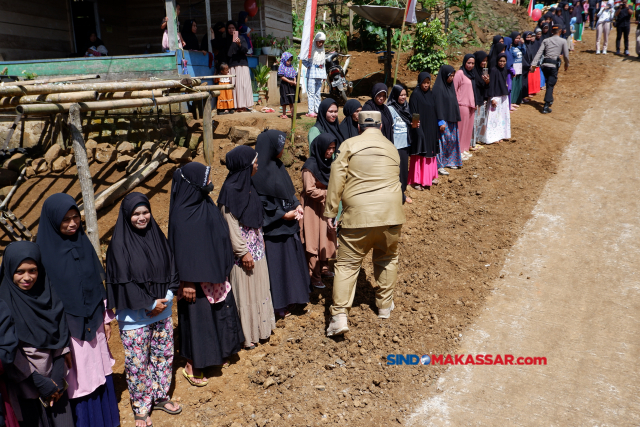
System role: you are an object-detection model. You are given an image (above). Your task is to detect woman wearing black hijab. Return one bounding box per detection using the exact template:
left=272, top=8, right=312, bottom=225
left=224, top=20, right=253, bottom=112
left=252, top=130, right=310, bottom=318
left=408, top=72, right=440, bottom=189
left=217, top=146, right=276, bottom=350
left=0, top=241, right=74, bottom=427
left=300, top=134, right=338, bottom=289
left=339, top=99, right=362, bottom=140
left=105, top=192, right=181, bottom=425
left=362, top=83, right=395, bottom=143
left=387, top=84, right=415, bottom=203
left=487, top=35, right=504, bottom=67
left=432, top=65, right=462, bottom=175
left=561, top=2, right=573, bottom=39
left=0, top=299, right=18, bottom=427
left=488, top=42, right=506, bottom=70
left=453, top=54, right=478, bottom=160
left=181, top=19, right=205, bottom=52
left=521, top=31, right=535, bottom=100
left=308, top=98, right=344, bottom=148
left=485, top=53, right=511, bottom=144
left=168, top=161, right=244, bottom=384
left=37, top=193, right=119, bottom=427
left=471, top=51, right=490, bottom=147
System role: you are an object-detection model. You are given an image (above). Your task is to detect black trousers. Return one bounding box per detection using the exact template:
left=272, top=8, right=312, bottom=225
left=589, top=8, right=596, bottom=29
left=616, top=26, right=630, bottom=52
left=398, top=146, right=409, bottom=203
left=542, top=66, right=558, bottom=105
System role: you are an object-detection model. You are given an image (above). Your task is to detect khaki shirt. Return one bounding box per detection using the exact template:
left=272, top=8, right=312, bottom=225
left=324, top=128, right=406, bottom=228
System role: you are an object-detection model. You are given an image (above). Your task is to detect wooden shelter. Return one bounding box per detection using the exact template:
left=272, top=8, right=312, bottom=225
left=0, top=0, right=292, bottom=61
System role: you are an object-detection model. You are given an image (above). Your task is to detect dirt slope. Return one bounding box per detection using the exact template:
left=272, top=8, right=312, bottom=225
left=0, top=32, right=619, bottom=427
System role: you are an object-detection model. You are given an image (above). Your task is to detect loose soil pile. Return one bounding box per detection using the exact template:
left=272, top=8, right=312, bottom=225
left=0, top=31, right=617, bottom=427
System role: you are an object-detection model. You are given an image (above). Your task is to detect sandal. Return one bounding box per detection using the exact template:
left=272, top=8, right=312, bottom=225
left=312, top=281, right=326, bottom=289
left=134, top=413, right=152, bottom=427
left=244, top=343, right=256, bottom=350
left=280, top=114, right=288, bottom=119
left=181, top=367, right=208, bottom=387
left=153, top=400, right=182, bottom=415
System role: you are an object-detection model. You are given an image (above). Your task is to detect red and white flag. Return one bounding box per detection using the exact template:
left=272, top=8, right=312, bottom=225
left=405, top=0, right=417, bottom=24
left=527, top=0, right=535, bottom=16
left=299, top=0, right=318, bottom=61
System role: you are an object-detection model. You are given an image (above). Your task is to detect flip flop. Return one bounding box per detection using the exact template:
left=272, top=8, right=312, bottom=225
left=181, top=367, right=208, bottom=387
left=134, top=413, right=152, bottom=427
left=280, top=114, right=288, bottom=119
left=153, top=400, right=182, bottom=415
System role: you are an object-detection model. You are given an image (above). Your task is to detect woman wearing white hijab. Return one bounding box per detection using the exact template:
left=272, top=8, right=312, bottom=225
left=303, top=32, right=326, bottom=118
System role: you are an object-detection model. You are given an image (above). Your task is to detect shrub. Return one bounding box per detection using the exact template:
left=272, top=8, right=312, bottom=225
left=408, top=19, right=448, bottom=73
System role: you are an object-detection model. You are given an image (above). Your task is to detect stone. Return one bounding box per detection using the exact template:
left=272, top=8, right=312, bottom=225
left=64, top=154, right=74, bottom=166
left=168, top=147, right=191, bottom=163
left=95, top=143, right=116, bottom=163
left=0, top=168, right=18, bottom=186
left=263, top=378, right=276, bottom=389
left=85, top=139, right=98, bottom=159
left=3, top=153, right=27, bottom=172
left=44, top=144, right=63, bottom=165
left=315, top=385, right=326, bottom=391
left=0, top=186, right=13, bottom=198
left=25, top=166, right=36, bottom=178
left=116, top=155, right=135, bottom=166
left=141, top=141, right=158, bottom=152
left=116, top=141, right=135, bottom=155
left=51, top=156, right=69, bottom=172
left=229, top=126, right=261, bottom=146
left=32, top=158, right=48, bottom=174
left=189, top=133, right=202, bottom=150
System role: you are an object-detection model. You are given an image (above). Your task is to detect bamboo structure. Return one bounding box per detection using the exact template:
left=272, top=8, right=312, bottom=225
left=16, top=91, right=220, bottom=115
left=98, top=90, right=164, bottom=100
left=202, top=94, right=214, bottom=166
left=0, top=91, right=98, bottom=107
left=0, top=78, right=202, bottom=97
left=2, top=75, right=100, bottom=86
left=69, top=104, right=101, bottom=256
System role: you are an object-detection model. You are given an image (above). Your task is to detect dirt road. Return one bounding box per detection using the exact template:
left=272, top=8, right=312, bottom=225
left=409, top=55, right=640, bottom=425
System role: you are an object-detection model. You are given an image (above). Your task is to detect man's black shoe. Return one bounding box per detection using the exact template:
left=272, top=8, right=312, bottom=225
left=542, top=106, right=552, bottom=114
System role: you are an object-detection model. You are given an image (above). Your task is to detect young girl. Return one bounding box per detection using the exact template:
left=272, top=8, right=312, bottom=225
left=215, top=63, right=235, bottom=114
left=278, top=52, right=298, bottom=119
left=303, top=32, right=326, bottom=118
left=0, top=241, right=74, bottom=427
left=300, top=134, right=338, bottom=288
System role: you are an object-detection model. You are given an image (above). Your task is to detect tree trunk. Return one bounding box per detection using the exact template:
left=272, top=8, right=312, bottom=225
left=202, top=94, right=215, bottom=166
left=68, top=104, right=101, bottom=257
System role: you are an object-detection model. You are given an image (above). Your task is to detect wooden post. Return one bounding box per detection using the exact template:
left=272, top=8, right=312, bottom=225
left=55, top=114, right=65, bottom=149
left=349, top=9, right=354, bottom=37
left=202, top=94, right=215, bottom=166
left=165, top=0, right=179, bottom=51
left=385, top=26, right=392, bottom=84
left=205, top=0, right=213, bottom=54
left=227, top=0, right=232, bottom=20
left=68, top=104, right=100, bottom=257
left=290, top=59, right=303, bottom=146
left=393, top=1, right=410, bottom=87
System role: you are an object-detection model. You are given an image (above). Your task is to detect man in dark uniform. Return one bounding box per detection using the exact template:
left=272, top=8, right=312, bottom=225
left=530, top=24, right=570, bottom=114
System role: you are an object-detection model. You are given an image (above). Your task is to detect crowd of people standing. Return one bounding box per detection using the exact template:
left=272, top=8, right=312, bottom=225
left=0, top=5, right=628, bottom=426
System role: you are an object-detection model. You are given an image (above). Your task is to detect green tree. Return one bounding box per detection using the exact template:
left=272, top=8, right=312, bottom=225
left=408, top=18, right=448, bottom=73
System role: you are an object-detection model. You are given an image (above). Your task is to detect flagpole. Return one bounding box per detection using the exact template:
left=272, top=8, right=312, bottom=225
left=393, top=0, right=411, bottom=86
left=290, top=59, right=303, bottom=146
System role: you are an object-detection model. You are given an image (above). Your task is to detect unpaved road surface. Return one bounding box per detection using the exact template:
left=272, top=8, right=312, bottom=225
left=409, top=55, right=640, bottom=425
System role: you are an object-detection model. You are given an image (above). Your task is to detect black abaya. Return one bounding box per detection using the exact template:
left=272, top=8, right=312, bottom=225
left=253, top=130, right=310, bottom=310
left=408, top=72, right=440, bottom=158
left=178, top=287, right=244, bottom=369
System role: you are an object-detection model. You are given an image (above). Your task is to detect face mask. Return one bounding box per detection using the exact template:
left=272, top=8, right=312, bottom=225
left=202, top=182, right=214, bottom=194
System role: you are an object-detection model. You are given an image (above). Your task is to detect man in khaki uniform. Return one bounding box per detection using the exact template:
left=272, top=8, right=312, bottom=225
left=324, top=111, right=406, bottom=337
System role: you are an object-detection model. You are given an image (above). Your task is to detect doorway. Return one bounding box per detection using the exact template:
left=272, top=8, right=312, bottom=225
left=70, top=0, right=100, bottom=55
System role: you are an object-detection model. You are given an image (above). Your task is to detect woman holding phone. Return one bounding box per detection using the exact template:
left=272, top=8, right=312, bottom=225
left=225, top=21, right=254, bottom=112
left=387, top=85, right=417, bottom=204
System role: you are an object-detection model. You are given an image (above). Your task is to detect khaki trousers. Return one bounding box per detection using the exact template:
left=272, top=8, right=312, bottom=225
left=596, top=22, right=611, bottom=51
left=330, top=224, right=401, bottom=316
